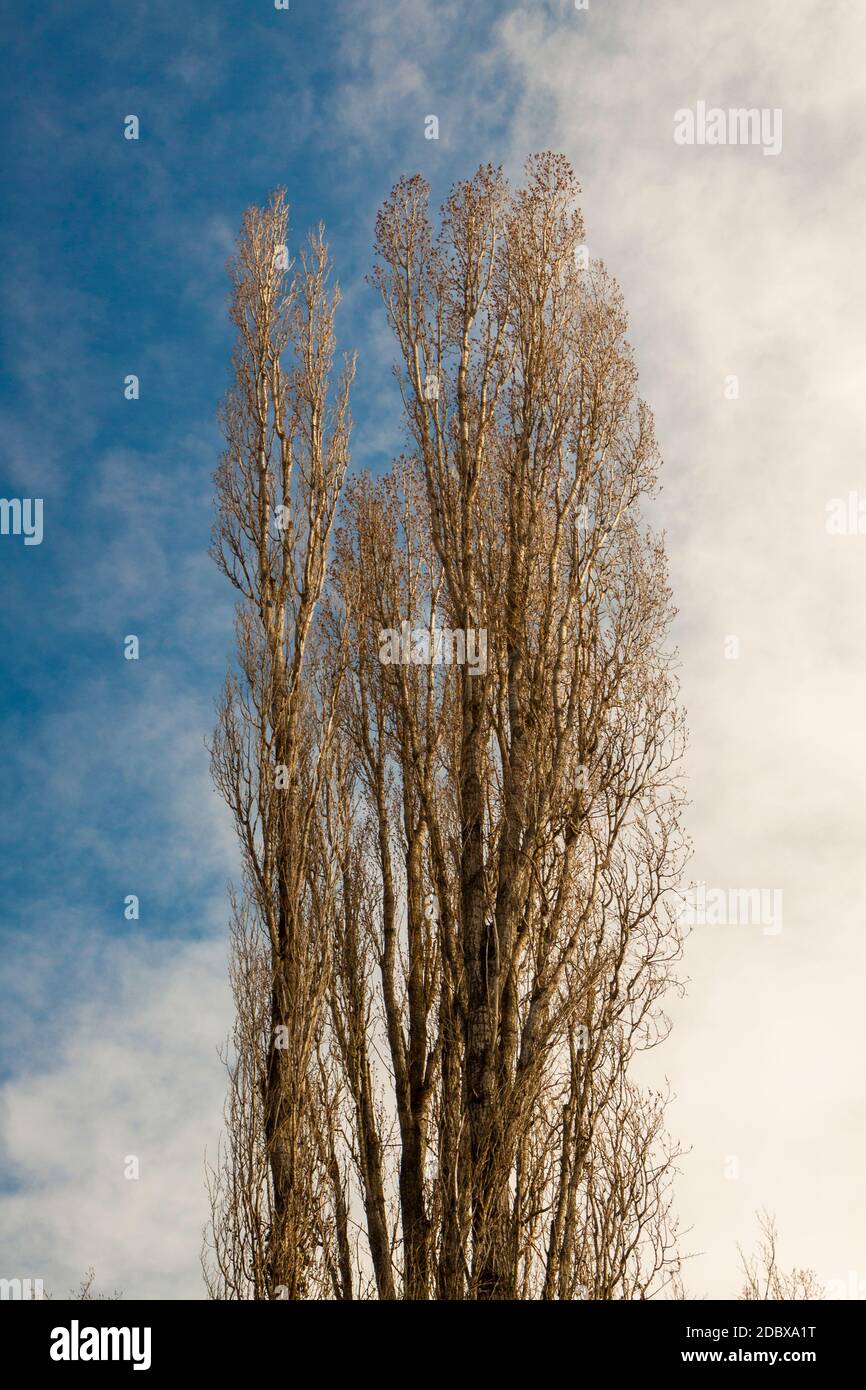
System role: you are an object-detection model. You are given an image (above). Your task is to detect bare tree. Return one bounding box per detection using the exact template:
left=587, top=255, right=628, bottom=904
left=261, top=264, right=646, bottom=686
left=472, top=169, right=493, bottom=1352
left=208, top=157, right=689, bottom=1300
left=353, top=152, right=688, bottom=1298
left=37, top=1270, right=123, bottom=1301
left=738, top=1212, right=824, bottom=1301
left=205, top=191, right=355, bottom=1299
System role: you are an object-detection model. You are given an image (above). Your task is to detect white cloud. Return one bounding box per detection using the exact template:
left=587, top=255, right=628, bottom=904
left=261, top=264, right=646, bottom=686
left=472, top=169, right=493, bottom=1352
left=0, top=933, right=231, bottom=1300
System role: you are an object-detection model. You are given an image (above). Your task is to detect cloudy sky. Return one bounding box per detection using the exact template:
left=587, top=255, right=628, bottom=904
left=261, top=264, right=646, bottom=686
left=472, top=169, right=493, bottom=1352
left=1, top=0, right=864, bottom=1299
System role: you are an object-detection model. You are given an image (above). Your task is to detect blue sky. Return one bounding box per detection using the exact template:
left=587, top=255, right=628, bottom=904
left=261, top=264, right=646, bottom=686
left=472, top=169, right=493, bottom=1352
left=2, top=0, right=866, bottom=1299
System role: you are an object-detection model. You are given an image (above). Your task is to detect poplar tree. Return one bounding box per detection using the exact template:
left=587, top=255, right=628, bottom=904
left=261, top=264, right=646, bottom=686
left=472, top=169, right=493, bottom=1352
left=206, top=157, right=688, bottom=1301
